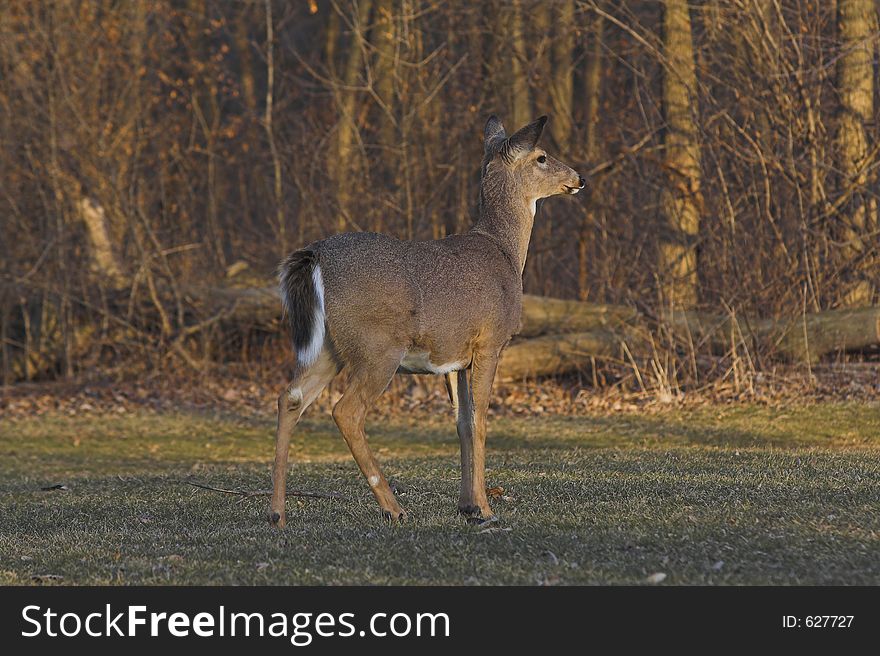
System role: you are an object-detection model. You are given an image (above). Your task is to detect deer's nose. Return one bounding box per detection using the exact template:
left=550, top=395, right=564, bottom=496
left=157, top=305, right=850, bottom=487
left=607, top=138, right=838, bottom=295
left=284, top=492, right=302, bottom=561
left=578, top=176, right=586, bottom=189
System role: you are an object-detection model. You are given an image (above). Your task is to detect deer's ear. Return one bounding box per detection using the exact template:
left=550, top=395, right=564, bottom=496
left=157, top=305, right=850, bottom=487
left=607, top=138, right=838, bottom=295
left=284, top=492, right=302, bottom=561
left=503, top=116, right=547, bottom=161
left=484, top=115, right=507, bottom=156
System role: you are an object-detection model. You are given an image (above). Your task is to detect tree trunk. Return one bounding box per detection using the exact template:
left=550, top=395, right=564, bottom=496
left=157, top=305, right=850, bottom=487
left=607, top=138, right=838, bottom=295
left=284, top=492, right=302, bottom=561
left=333, top=0, right=374, bottom=231
left=532, top=2, right=551, bottom=115
left=509, top=0, right=531, bottom=128
left=578, top=9, right=604, bottom=301
left=549, top=0, right=575, bottom=151
left=583, top=10, right=604, bottom=161
left=836, top=0, right=877, bottom=306
left=235, top=2, right=258, bottom=119
left=659, top=0, right=702, bottom=309
left=188, top=0, right=226, bottom=267
left=264, top=0, right=286, bottom=255
left=324, top=2, right=340, bottom=75
left=371, top=0, right=397, bottom=148
left=78, top=198, right=128, bottom=290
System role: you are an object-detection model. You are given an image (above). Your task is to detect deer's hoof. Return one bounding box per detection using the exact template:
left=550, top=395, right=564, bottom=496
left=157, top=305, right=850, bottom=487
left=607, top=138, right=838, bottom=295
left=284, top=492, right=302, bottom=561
left=268, top=511, right=285, bottom=528
left=382, top=509, right=407, bottom=523
left=458, top=503, right=482, bottom=517
left=459, top=504, right=498, bottom=525
left=466, top=514, right=498, bottom=527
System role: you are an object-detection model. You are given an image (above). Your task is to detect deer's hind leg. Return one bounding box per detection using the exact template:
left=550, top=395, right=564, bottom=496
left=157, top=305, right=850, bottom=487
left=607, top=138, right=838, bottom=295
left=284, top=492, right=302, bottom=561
left=270, top=348, right=338, bottom=528
left=332, top=349, right=406, bottom=521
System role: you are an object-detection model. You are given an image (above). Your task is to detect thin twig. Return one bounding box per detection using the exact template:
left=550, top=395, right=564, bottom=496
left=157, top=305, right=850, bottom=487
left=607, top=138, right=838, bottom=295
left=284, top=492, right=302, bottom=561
left=182, top=481, right=346, bottom=501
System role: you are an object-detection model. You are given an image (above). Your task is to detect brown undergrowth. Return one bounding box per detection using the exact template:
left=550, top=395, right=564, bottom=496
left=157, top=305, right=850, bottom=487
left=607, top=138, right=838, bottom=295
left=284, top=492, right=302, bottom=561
left=3, top=360, right=878, bottom=423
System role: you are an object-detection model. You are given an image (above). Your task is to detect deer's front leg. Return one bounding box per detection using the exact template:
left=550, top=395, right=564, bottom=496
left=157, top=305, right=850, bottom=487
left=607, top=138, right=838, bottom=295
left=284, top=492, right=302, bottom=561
left=454, top=368, right=477, bottom=515
left=457, top=350, right=499, bottom=520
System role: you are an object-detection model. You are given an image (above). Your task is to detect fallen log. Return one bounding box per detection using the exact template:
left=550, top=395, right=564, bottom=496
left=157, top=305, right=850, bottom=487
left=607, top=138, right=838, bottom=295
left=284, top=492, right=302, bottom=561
left=496, top=330, right=627, bottom=381
left=764, top=307, right=880, bottom=362
left=183, top=283, right=880, bottom=366
left=8, top=270, right=880, bottom=382
left=665, top=306, right=880, bottom=363
left=184, top=284, right=281, bottom=328
left=518, top=294, right=639, bottom=337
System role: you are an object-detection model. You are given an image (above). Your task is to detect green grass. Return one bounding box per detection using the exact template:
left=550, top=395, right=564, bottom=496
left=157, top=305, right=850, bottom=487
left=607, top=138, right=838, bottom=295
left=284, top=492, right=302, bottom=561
left=0, top=403, right=878, bottom=585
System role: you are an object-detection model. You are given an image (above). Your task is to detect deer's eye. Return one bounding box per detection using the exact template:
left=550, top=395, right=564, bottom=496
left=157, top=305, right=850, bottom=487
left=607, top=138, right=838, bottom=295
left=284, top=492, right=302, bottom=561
left=537, top=155, right=547, bottom=164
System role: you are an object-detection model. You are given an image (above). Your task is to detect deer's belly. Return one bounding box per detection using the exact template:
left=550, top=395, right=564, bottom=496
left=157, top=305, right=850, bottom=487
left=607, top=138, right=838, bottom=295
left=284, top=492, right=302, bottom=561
left=398, top=350, right=466, bottom=375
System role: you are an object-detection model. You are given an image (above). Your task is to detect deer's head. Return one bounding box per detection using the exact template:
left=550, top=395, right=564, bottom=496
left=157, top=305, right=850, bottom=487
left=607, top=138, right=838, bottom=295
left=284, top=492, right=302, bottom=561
left=481, top=115, right=585, bottom=207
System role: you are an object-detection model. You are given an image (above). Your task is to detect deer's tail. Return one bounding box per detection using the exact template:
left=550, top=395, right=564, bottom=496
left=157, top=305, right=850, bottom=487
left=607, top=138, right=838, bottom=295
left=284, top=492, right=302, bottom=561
left=278, top=249, right=325, bottom=368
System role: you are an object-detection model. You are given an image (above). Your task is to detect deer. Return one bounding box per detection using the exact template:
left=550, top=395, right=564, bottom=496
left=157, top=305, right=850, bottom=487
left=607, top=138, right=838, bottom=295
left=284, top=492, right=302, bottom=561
left=269, top=115, right=585, bottom=527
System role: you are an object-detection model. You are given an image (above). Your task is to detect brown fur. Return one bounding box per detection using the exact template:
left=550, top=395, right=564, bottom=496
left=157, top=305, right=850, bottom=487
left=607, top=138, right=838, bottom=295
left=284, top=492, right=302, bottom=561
left=270, top=116, right=584, bottom=526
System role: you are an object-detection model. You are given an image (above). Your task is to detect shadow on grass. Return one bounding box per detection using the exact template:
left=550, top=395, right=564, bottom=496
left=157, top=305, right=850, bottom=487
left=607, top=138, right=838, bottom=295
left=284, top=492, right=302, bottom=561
left=1, top=448, right=878, bottom=585
left=1, top=404, right=878, bottom=584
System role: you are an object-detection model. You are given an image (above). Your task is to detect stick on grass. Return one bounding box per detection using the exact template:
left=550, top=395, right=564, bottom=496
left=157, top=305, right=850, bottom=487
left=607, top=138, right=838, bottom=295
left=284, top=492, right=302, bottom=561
left=182, top=481, right=345, bottom=501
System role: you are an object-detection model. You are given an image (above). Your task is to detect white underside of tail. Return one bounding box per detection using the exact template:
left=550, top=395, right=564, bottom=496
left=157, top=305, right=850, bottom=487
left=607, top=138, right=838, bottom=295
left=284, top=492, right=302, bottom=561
left=297, top=264, right=326, bottom=368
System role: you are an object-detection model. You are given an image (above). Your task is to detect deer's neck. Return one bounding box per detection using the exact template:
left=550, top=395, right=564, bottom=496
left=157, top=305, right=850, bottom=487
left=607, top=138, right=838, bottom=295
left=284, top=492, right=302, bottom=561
left=473, top=178, right=536, bottom=275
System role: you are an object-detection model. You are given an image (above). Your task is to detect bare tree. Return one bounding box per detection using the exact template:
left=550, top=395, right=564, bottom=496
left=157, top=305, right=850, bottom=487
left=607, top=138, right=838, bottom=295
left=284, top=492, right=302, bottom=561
left=549, top=0, right=575, bottom=152
left=578, top=8, right=604, bottom=301
left=659, top=0, right=702, bottom=309
left=836, top=0, right=878, bottom=306
left=331, top=0, right=374, bottom=231
left=371, top=0, right=397, bottom=148
left=508, top=0, right=531, bottom=128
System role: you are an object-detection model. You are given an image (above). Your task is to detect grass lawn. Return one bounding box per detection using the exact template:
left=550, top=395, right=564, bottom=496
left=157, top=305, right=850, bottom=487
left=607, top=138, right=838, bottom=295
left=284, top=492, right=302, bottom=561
left=0, top=403, right=878, bottom=585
